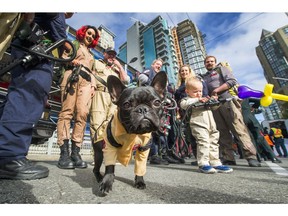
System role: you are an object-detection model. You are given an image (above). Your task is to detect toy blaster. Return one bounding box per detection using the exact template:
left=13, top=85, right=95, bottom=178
left=0, top=22, right=76, bottom=77
left=238, top=84, right=288, bottom=107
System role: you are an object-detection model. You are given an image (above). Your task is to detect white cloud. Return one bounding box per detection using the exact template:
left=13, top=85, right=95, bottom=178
left=208, top=13, right=288, bottom=91
left=66, top=12, right=287, bottom=92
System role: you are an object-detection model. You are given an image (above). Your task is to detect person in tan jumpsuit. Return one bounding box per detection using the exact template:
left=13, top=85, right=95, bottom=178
left=90, top=47, right=129, bottom=182
left=57, top=25, right=100, bottom=169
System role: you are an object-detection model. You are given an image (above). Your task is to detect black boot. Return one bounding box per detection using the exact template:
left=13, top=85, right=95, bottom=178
left=58, top=140, right=74, bottom=169
left=168, top=150, right=185, bottom=164
left=71, top=141, right=87, bottom=168
left=92, top=141, right=104, bottom=183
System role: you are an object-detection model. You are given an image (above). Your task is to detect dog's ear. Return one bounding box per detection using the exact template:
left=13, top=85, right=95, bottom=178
left=150, top=71, right=167, bottom=97
left=107, top=75, right=126, bottom=104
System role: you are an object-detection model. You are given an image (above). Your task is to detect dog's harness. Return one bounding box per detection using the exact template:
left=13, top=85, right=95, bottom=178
left=106, top=116, right=122, bottom=148
left=106, top=116, right=151, bottom=152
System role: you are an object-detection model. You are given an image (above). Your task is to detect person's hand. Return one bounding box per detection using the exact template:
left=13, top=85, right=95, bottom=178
left=199, top=97, right=209, bottom=103
left=112, top=59, right=122, bottom=69
left=211, top=95, right=218, bottom=100
left=71, top=59, right=80, bottom=66
left=211, top=88, right=219, bottom=96
left=91, top=86, right=96, bottom=97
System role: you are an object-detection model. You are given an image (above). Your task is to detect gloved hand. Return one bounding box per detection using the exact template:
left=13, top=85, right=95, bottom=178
left=16, top=21, right=32, bottom=41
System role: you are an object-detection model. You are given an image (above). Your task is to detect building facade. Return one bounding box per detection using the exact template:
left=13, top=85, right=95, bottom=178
left=97, top=24, right=116, bottom=50
left=256, top=24, right=288, bottom=118
left=118, top=16, right=178, bottom=85
left=174, top=19, right=207, bottom=75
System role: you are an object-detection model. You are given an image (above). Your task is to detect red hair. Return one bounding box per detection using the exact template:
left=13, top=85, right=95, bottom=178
left=76, top=25, right=100, bottom=48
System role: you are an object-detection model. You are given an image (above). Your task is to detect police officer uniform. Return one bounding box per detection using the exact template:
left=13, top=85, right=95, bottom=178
left=0, top=13, right=67, bottom=179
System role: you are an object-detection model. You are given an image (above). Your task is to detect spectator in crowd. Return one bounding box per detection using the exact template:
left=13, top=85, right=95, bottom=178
left=241, top=98, right=281, bottom=163
left=90, top=47, right=129, bottom=183
left=138, top=59, right=178, bottom=164
left=270, top=126, right=287, bottom=158
left=202, top=55, right=260, bottom=167
left=180, top=77, right=233, bottom=174
left=263, top=127, right=275, bottom=150
left=56, top=25, right=100, bottom=169
left=174, top=64, right=208, bottom=165
left=0, top=13, right=70, bottom=180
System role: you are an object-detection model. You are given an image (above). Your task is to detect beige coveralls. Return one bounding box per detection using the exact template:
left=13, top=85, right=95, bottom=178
left=180, top=97, right=222, bottom=167
left=57, top=42, right=96, bottom=147
left=89, top=59, right=119, bottom=144
left=103, top=110, right=151, bottom=176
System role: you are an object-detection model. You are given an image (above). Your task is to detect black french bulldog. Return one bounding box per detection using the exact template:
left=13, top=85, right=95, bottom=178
left=99, top=71, right=168, bottom=194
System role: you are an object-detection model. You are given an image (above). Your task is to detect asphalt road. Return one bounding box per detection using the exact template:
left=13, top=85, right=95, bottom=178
left=1, top=153, right=288, bottom=206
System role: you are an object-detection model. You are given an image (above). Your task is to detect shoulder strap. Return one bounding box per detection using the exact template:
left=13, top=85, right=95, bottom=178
left=92, top=73, right=107, bottom=87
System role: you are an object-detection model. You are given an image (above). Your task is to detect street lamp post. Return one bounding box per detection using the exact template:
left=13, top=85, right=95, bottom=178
left=125, top=57, right=138, bottom=73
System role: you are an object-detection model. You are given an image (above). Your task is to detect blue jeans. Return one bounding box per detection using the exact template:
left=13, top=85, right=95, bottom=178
left=274, top=138, right=288, bottom=157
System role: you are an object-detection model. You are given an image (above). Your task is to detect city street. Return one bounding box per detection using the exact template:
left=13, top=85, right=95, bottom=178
left=1, top=153, right=288, bottom=205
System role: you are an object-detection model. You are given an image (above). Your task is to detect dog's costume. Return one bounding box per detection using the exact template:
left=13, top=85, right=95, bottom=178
left=103, top=110, right=151, bottom=176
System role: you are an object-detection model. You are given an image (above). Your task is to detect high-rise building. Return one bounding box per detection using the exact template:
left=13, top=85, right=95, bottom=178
left=171, top=26, right=183, bottom=70
left=118, top=16, right=178, bottom=84
left=256, top=24, right=288, bottom=118
left=174, top=19, right=207, bottom=75
left=97, top=24, right=116, bottom=50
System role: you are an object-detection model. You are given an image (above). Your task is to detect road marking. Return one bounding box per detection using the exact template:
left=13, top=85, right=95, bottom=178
left=265, top=161, right=288, bottom=176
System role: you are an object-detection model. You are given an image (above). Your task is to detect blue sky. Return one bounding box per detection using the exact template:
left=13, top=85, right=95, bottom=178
left=65, top=12, right=287, bottom=122
left=4, top=0, right=287, bottom=122
left=66, top=12, right=287, bottom=92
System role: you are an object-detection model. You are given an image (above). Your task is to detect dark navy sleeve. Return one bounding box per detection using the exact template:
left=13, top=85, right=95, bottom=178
left=174, top=83, right=186, bottom=104
left=202, top=80, right=208, bottom=97
left=34, top=13, right=67, bottom=42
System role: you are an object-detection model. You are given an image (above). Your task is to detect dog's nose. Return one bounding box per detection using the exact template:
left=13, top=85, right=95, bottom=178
left=137, top=107, right=148, bottom=114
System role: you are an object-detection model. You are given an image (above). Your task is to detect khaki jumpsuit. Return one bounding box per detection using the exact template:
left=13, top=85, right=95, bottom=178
left=89, top=59, right=120, bottom=144
left=57, top=42, right=96, bottom=147
left=180, top=97, right=222, bottom=167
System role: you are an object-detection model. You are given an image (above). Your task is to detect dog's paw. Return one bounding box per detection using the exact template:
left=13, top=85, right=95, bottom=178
left=134, top=175, right=146, bottom=189
left=99, top=173, right=115, bottom=193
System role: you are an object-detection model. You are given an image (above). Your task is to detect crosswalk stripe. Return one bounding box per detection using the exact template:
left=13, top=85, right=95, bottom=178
left=265, top=161, right=288, bottom=176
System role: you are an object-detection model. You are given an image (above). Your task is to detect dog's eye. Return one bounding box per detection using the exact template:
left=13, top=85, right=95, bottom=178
left=122, top=102, right=131, bottom=109
left=153, top=99, right=161, bottom=108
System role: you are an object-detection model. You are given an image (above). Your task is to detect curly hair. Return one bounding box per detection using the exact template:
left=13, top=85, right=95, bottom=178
left=76, top=25, right=100, bottom=48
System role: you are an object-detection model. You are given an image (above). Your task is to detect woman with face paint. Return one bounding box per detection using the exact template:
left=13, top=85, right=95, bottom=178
left=56, top=25, right=100, bottom=169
